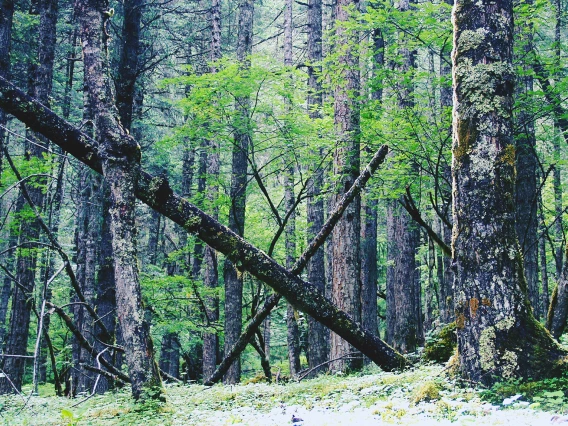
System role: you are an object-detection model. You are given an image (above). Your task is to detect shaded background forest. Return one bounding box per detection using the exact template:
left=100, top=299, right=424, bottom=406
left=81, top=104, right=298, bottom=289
left=0, top=0, right=566, bottom=396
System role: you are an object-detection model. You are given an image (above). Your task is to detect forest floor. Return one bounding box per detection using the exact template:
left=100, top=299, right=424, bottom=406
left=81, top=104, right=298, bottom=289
left=1, top=364, right=567, bottom=425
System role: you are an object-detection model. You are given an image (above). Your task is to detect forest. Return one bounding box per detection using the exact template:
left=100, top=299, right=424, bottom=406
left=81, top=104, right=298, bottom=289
left=0, top=0, right=568, bottom=422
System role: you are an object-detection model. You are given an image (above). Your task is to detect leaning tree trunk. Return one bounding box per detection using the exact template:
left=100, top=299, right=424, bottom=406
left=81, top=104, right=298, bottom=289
left=0, top=0, right=57, bottom=394
left=452, top=0, right=566, bottom=384
left=223, top=0, right=254, bottom=385
left=329, top=0, right=363, bottom=373
left=76, top=0, right=162, bottom=400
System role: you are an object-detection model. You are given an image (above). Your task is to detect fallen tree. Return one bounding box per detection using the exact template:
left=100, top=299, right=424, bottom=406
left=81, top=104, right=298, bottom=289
left=0, top=75, right=406, bottom=372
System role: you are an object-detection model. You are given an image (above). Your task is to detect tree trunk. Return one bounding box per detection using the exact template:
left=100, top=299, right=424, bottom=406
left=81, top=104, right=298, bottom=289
left=386, top=201, right=419, bottom=353
left=514, top=10, right=539, bottom=318
left=452, top=0, right=566, bottom=384
left=115, top=0, right=142, bottom=131
left=0, top=0, right=14, bottom=185
left=94, top=185, right=117, bottom=394
left=0, top=77, right=407, bottom=373
left=329, top=0, right=362, bottom=373
left=539, top=195, right=550, bottom=320
left=282, top=0, right=301, bottom=378
left=0, top=0, right=57, bottom=394
left=285, top=170, right=301, bottom=376
left=223, top=0, right=254, bottom=385
left=305, top=0, right=328, bottom=376
left=159, top=333, right=180, bottom=380
left=71, top=167, right=99, bottom=394
left=202, top=0, right=221, bottom=382
left=385, top=0, right=421, bottom=353
left=360, top=24, right=384, bottom=354
left=548, top=248, right=568, bottom=339
left=76, top=0, right=162, bottom=400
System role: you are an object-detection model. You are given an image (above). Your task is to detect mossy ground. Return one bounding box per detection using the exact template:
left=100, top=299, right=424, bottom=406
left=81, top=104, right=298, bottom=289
left=0, top=363, right=566, bottom=425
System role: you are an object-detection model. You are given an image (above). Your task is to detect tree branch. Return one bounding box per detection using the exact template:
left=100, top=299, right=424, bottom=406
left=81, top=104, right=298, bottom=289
left=400, top=187, right=452, bottom=257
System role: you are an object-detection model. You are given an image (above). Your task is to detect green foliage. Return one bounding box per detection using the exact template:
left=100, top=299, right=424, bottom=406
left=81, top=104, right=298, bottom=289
left=481, top=372, right=568, bottom=413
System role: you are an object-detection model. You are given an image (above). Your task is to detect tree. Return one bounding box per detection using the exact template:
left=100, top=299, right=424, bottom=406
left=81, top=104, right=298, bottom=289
left=223, top=0, right=254, bottom=385
left=202, top=0, right=222, bottom=383
left=451, top=0, right=566, bottom=383
left=330, top=0, right=363, bottom=373
left=0, top=0, right=14, bottom=348
left=0, top=0, right=58, bottom=393
left=75, top=0, right=162, bottom=400
left=0, top=76, right=407, bottom=372
left=305, top=0, right=328, bottom=375
left=385, top=0, right=422, bottom=353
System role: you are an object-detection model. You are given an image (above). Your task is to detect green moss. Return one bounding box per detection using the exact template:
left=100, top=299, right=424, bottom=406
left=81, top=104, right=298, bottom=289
left=424, top=322, right=457, bottom=363
left=411, top=381, right=441, bottom=404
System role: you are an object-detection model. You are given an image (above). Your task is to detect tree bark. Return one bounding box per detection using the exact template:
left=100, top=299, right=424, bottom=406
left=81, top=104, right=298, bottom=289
left=76, top=0, right=162, bottom=400
left=115, top=0, right=142, bottom=131
left=0, top=76, right=407, bottom=373
left=514, top=9, right=539, bottom=319
left=547, top=247, right=568, bottom=339
left=385, top=0, right=422, bottom=353
left=305, top=0, right=328, bottom=376
left=223, top=0, right=254, bottom=385
left=452, top=0, right=566, bottom=384
left=330, top=0, right=362, bottom=373
left=538, top=194, right=550, bottom=320
left=202, top=0, right=221, bottom=381
left=360, top=24, right=384, bottom=354
left=0, top=0, right=13, bottom=183
left=94, top=185, right=117, bottom=394
left=159, top=333, right=180, bottom=380
left=386, top=200, right=420, bottom=353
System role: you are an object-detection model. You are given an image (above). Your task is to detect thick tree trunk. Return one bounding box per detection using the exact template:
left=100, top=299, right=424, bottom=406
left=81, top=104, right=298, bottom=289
left=0, top=77, right=407, bottom=373
left=76, top=0, right=162, bottom=400
left=514, top=13, right=539, bottom=318
left=385, top=0, right=421, bottom=353
left=223, top=0, right=254, bottom=385
left=452, top=0, right=566, bottom=384
left=0, top=0, right=57, bottom=394
left=329, top=0, right=362, bottom=373
left=305, top=0, right=328, bottom=376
